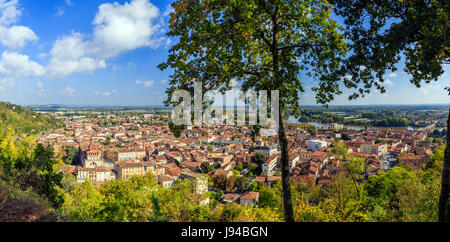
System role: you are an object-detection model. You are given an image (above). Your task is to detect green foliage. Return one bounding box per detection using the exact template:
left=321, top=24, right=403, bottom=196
left=331, top=0, right=449, bottom=98
left=213, top=173, right=235, bottom=192
left=0, top=133, right=64, bottom=209
left=258, top=185, right=279, bottom=209
left=247, top=162, right=260, bottom=176
left=209, top=190, right=224, bottom=209
left=0, top=102, right=61, bottom=137
left=0, top=103, right=65, bottom=214
left=200, top=162, right=214, bottom=173
left=331, top=140, right=348, bottom=160
left=307, top=127, right=317, bottom=136
left=251, top=152, right=266, bottom=165
left=64, top=146, right=77, bottom=165
left=0, top=179, right=56, bottom=222
left=168, top=122, right=185, bottom=138
left=235, top=176, right=251, bottom=193
left=234, top=162, right=243, bottom=171
left=217, top=203, right=282, bottom=222
left=372, top=117, right=408, bottom=127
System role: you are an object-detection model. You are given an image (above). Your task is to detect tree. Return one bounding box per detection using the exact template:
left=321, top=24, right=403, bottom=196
left=65, top=146, right=77, bottom=165
left=213, top=173, right=235, bottom=192
left=200, top=162, right=214, bottom=173
left=235, top=176, right=251, bottom=193
left=251, top=152, right=266, bottom=166
left=168, top=121, right=185, bottom=138
left=234, top=162, right=243, bottom=171
left=160, top=0, right=347, bottom=222
left=331, top=140, right=348, bottom=161
left=329, top=0, right=449, bottom=221
left=440, top=112, right=450, bottom=221
left=210, top=190, right=224, bottom=208
left=259, top=185, right=279, bottom=209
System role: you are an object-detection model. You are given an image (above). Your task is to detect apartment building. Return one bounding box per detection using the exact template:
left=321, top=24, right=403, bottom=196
left=307, top=140, right=328, bottom=151
left=360, top=143, right=388, bottom=156
left=115, top=161, right=156, bottom=179
left=262, top=153, right=280, bottom=175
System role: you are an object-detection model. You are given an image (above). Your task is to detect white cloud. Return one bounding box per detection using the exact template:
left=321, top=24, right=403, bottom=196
left=0, top=0, right=20, bottom=25
left=0, top=51, right=45, bottom=78
left=384, top=79, right=394, bottom=86
left=90, top=0, right=162, bottom=58
left=0, top=25, right=37, bottom=49
left=65, top=0, right=73, bottom=6
left=343, top=75, right=352, bottom=81
left=60, top=86, right=77, bottom=96
left=55, top=6, right=65, bottom=17
left=102, top=91, right=111, bottom=96
left=46, top=0, right=167, bottom=79
left=37, top=52, right=48, bottom=59
left=143, top=80, right=154, bottom=87
left=160, top=79, right=168, bottom=83
left=386, top=73, right=397, bottom=78
left=136, top=79, right=154, bottom=87
left=46, top=32, right=106, bottom=79
left=0, top=77, right=14, bottom=90
left=0, top=0, right=38, bottom=49
left=36, top=81, right=43, bottom=89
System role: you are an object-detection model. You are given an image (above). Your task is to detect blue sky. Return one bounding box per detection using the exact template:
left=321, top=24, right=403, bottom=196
left=0, top=0, right=448, bottom=106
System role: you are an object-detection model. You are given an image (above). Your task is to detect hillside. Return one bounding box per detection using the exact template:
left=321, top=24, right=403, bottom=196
left=0, top=101, right=61, bottom=137
left=0, top=102, right=63, bottom=221
left=0, top=180, right=57, bottom=222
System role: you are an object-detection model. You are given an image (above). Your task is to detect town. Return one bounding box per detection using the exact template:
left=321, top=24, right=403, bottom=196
left=36, top=107, right=447, bottom=208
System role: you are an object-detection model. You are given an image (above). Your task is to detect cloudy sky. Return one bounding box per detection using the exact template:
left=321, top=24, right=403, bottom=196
left=0, top=0, right=448, bottom=106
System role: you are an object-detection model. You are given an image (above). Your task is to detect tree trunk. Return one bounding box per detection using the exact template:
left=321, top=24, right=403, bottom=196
left=278, top=112, right=295, bottom=222
left=271, top=6, right=294, bottom=222
left=438, top=108, right=450, bottom=221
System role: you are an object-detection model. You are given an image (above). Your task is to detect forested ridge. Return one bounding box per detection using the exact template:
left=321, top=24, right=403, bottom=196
left=0, top=102, right=61, bottom=136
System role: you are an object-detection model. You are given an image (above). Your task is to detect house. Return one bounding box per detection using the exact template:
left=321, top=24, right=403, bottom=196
left=399, top=155, right=430, bottom=170
left=214, top=169, right=233, bottom=179
left=159, top=175, right=175, bottom=188
left=179, top=172, right=208, bottom=194
left=289, top=152, right=300, bottom=171
left=76, top=166, right=115, bottom=184
left=262, top=153, right=279, bottom=175
left=308, top=140, right=328, bottom=151
left=328, top=123, right=344, bottom=130
left=254, top=145, right=278, bottom=159
left=207, top=153, right=233, bottom=167
left=108, top=149, right=146, bottom=162
left=266, top=176, right=281, bottom=186
left=254, top=176, right=266, bottom=184
left=240, top=192, right=259, bottom=207
left=115, top=161, right=156, bottom=179
left=223, top=193, right=240, bottom=203
left=360, top=143, right=388, bottom=156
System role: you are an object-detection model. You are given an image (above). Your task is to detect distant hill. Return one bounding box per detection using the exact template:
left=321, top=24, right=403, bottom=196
left=0, top=101, right=61, bottom=137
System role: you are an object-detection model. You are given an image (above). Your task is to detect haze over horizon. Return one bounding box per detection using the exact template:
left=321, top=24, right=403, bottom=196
left=0, top=0, right=448, bottom=107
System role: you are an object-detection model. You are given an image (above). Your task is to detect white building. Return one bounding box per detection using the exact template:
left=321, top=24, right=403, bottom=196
left=308, top=140, right=328, bottom=151
left=262, top=154, right=279, bottom=175
left=254, top=145, right=278, bottom=159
